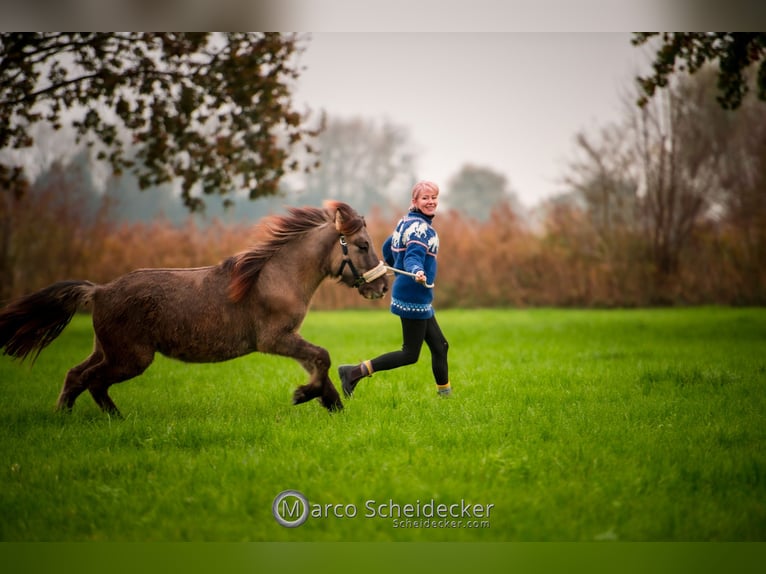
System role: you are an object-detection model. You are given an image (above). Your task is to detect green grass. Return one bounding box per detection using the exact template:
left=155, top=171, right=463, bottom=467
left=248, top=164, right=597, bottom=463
left=1, top=307, right=764, bottom=541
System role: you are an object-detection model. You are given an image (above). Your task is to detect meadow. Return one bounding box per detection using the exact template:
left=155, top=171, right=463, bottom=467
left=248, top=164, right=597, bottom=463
left=0, top=307, right=764, bottom=542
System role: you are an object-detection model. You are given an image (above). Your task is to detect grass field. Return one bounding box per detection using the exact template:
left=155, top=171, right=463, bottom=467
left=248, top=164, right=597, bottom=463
left=0, top=307, right=764, bottom=541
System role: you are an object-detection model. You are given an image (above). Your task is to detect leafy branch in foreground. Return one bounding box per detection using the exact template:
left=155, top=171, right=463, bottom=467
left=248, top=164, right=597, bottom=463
left=632, top=32, right=766, bottom=110
left=0, top=32, right=321, bottom=210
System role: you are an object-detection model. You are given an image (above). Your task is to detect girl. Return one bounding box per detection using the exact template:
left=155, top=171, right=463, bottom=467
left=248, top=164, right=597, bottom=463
left=338, top=180, right=451, bottom=397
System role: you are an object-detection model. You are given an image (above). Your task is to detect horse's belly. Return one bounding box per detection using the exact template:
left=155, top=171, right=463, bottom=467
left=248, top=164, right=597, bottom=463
left=158, top=336, right=255, bottom=363
left=94, top=270, right=258, bottom=363
left=154, top=320, right=256, bottom=363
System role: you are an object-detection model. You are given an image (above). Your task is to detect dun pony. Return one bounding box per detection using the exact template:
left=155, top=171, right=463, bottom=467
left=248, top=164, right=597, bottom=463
left=0, top=201, right=388, bottom=415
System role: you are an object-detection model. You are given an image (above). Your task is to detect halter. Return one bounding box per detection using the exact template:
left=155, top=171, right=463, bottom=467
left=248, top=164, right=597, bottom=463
left=337, top=235, right=387, bottom=287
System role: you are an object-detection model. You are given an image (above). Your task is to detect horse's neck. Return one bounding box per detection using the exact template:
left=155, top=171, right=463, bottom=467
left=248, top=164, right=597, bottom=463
left=267, top=224, right=336, bottom=296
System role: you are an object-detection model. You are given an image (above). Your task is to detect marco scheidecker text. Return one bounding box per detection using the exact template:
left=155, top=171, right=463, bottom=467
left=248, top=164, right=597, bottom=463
left=272, top=490, right=494, bottom=528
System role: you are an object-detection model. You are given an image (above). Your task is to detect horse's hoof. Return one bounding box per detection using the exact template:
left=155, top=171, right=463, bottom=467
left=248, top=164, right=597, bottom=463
left=292, top=392, right=307, bottom=405
left=292, top=387, right=315, bottom=405
left=326, top=399, right=344, bottom=413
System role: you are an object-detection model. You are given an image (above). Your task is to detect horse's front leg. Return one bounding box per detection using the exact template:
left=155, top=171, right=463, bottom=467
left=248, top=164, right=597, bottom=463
left=264, top=332, right=343, bottom=412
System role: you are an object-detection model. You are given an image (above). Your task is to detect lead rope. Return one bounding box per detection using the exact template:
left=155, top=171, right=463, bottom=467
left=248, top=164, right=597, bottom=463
left=338, top=241, right=435, bottom=289
left=384, top=265, right=435, bottom=289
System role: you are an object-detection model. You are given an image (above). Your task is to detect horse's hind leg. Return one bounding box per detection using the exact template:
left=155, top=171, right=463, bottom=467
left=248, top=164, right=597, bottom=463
left=60, top=338, right=154, bottom=417
left=84, top=346, right=154, bottom=416
left=56, top=343, right=105, bottom=412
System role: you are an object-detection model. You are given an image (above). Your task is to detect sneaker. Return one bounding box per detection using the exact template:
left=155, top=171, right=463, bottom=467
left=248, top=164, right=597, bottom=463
left=338, top=365, right=361, bottom=397
left=437, top=386, right=452, bottom=397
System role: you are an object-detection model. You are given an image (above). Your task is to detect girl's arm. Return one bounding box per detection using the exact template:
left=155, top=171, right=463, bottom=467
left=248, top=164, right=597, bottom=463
left=403, top=239, right=428, bottom=277
left=382, top=235, right=394, bottom=266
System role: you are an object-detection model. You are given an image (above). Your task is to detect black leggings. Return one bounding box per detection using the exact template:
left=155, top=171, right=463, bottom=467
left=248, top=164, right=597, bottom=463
left=370, top=316, right=449, bottom=385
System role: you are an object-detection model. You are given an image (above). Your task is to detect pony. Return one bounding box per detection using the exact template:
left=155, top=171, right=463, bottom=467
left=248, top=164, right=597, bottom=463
left=0, top=200, right=389, bottom=415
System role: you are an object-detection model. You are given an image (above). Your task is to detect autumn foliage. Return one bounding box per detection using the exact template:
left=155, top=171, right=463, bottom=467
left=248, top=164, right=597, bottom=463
left=1, top=177, right=764, bottom=309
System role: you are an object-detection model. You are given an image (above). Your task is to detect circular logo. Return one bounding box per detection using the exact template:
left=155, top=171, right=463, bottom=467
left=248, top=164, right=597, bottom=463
left=272, top=489, right=309, bottom=528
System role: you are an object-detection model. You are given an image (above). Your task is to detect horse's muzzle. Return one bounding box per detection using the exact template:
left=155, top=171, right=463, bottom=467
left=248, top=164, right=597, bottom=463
left=362, top=286, right=387, bottom=300
left=358, top=267, right=389, bottom=300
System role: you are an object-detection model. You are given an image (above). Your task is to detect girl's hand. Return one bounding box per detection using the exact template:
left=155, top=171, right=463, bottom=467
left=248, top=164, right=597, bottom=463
left=414, top=271, right=427, bottom=284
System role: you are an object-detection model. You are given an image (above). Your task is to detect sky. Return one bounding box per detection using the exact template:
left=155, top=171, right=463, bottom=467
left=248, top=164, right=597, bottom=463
left=293, top=33, right=654, bottom=208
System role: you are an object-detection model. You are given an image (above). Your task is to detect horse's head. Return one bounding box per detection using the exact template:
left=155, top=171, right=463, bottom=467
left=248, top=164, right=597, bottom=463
left=328, top=201, right=389, bottom=300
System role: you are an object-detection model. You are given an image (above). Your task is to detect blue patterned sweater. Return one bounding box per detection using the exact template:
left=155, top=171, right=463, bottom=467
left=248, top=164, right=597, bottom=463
left=381, top=210, right=439, bottom=319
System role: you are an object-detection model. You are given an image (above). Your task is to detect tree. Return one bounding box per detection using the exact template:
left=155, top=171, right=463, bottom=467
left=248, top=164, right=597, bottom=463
left=445, top=164, right=520, bottom=221
left=566, top=127, right=639, bottom=237
left=294, top=116, right=417, bottom=215
left=632, top=32, right=766, bottom=110
left=634, top=68, right=733, bottom=281
left=563, top=66, right=738, bottom=301
left=0, top=32, right=319, bottom=211
left=712, top=74, right=766, bottom=296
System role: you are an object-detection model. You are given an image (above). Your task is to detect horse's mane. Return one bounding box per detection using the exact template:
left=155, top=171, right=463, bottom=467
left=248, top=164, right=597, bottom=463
left=227, top=200, right=365, bottom=302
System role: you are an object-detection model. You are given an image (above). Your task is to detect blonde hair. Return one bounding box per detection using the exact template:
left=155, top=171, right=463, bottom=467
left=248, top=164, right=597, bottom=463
left=411, top=180, right=439, bottom=201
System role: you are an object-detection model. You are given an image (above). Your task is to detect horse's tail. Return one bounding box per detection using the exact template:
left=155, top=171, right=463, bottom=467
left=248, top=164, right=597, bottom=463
left=0, top=280, right=96, bottom=363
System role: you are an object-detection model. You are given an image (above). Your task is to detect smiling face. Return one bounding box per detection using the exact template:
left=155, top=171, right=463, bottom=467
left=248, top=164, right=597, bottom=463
left=410, top=180, right=439, bottom=217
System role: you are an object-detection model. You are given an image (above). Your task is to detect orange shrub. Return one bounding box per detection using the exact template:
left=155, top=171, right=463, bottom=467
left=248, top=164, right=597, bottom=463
left=3, top=179, right=765, bottom=307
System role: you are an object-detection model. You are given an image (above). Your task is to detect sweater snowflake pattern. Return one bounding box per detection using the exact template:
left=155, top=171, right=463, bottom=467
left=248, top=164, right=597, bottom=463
left=381, top=210, right=439, bottom=319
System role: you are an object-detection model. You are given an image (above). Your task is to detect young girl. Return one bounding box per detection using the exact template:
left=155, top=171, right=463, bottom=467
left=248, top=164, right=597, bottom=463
left=338, top=180, right=451, bottom=397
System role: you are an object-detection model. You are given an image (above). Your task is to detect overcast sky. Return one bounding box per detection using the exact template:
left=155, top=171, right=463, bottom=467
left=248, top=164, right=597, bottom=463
left=293, top=33, right=654, bottom=207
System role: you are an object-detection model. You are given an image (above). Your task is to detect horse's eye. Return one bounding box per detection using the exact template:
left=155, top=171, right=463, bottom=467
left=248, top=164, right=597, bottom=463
left=356, top=241, right=369, bottom=252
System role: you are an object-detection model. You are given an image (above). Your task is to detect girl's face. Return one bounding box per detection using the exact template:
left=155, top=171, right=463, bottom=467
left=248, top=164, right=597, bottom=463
left=412, top=190, right=439, bottom=217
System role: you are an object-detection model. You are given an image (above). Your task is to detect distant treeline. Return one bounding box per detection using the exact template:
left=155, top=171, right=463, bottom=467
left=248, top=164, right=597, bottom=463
left=1, top=171, right=763, bottom=308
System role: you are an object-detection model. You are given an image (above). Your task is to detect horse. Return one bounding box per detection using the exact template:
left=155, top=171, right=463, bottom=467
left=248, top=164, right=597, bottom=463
left=0, top=200, right=389, bottom=416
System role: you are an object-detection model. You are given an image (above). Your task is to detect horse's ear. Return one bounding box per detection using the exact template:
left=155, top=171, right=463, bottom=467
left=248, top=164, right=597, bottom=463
left=334, top=208, right=343, bottom=232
